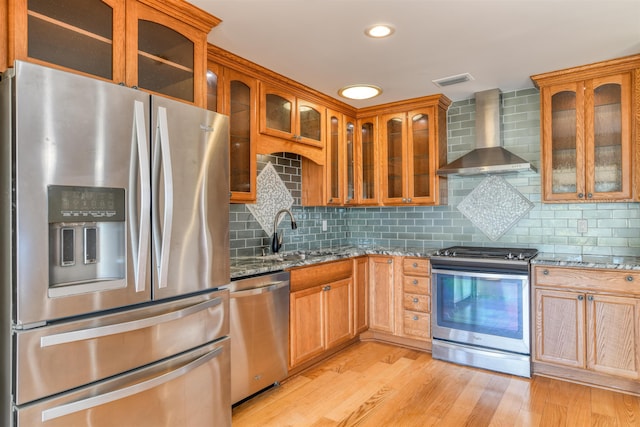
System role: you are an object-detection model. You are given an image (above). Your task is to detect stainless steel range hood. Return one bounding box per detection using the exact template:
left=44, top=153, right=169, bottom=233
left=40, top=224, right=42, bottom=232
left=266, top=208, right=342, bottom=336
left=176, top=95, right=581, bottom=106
left=437, top=89, right=537, bottom=176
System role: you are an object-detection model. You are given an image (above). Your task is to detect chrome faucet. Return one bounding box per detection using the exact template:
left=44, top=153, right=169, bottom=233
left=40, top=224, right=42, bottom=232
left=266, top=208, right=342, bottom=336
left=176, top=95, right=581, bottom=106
left=271, top=209, right=297, bottom=253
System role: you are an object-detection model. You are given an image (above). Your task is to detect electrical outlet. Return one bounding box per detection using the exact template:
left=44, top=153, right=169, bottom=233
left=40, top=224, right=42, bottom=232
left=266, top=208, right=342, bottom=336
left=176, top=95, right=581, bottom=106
left=577, top=219, right=588, bottom=233
left=322, top=220, right=327, bottom=232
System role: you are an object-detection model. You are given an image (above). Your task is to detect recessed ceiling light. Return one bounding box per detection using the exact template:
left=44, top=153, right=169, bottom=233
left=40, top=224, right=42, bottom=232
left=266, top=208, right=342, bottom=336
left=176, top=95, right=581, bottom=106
left=365, top=24, right=394, bottom=38
left=338, top=84, right=382, bottom=100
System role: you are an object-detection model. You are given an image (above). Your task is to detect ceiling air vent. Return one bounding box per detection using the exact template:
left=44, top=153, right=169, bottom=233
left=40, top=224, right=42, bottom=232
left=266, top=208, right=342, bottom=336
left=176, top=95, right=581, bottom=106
left=432, top=73, right=474, bottom=87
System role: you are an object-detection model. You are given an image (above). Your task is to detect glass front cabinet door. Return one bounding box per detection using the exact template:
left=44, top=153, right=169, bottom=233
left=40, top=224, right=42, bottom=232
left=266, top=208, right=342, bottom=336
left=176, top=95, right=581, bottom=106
left=356, top=116, right=379, bottom=205
left=226, top=69, right=258, bottom=203
left=542, top=74, right=632, bottom=202
left=380, top=108, right=437, bottom=205
left=12, top=0, right=126, bottom=81
left=260, top=83, right=325, bottom=147
left=532, top=55, right=640, bottom=203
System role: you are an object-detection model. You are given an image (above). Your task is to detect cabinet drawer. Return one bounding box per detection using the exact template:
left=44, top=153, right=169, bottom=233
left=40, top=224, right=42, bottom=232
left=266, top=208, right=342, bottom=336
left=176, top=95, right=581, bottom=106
left=290, top=259, right=352, bottom=292
left=402, top=276, right=430, bottom=294
left=403, top=293, right=430, bottom=312
left=402, top=257, right=430, bottom=277
left=402, top=310, right=430, bottom=339
left=534, top=266, right=640, bottom=296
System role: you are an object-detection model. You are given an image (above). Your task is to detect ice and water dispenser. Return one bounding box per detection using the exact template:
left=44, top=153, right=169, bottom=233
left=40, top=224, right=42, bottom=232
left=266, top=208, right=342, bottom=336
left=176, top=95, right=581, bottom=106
left=48, top=185, right=126, bottom=295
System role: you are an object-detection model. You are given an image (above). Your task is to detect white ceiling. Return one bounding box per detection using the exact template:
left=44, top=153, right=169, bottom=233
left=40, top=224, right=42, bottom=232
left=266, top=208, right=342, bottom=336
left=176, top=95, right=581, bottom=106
left=189, top=0, right=640, bottom=107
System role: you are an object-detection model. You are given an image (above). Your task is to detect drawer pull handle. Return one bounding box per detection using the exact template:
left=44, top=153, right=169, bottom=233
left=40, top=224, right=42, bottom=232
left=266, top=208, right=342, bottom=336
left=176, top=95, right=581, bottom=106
left=412, top=262, right=418, bottom=268
left=413, top=315, right=419, bottom=321
left=627, top=276, right=634, bottom=282
left=412, top=279, right=418, bottom=285
left=543, top=269, right=549, bottom=275
left=412, top=297, right=419, bottom=303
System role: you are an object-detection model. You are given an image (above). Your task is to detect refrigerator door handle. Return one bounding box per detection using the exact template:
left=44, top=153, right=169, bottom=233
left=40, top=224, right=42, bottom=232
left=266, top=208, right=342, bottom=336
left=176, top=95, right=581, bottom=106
left=129, top=100, right=151, bottom=292
left=40, top=297, right=223, bottom=347
left=152, top=106, right=174, bottom=289
left=40, top=344, right=225, bottom=422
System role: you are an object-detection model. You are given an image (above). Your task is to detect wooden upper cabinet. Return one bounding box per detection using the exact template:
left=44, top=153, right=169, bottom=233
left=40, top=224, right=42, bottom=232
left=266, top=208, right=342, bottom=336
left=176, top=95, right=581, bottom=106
left=260, top=82, right=325, bottom=147
left=325, top=110, right=352, bottom=205
left=213, top=67, right=258, bottom=203
left=531, top=54, right=640, bottom=202
left=355, top=116, right=380, bottom=205
left=10, top=0, right=126, bottom=81
left=380, top=108, right=439, bottom=205
left=8, top=0, right=220, bottom=106
left=125, top=0, right=219, bottom=106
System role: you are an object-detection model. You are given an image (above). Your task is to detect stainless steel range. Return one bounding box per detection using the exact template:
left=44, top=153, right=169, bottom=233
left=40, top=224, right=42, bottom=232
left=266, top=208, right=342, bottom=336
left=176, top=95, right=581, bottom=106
left=430, top=246, right=538, bottom=378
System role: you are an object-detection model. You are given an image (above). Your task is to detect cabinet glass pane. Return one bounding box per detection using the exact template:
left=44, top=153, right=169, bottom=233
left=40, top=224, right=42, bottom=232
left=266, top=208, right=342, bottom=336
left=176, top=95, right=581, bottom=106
left=138, top=20, right=194, bottom=102
left=346, top=121, right=355, bottom=202
left=299, top=106, right=321, bottom=141
left=551, top=91, right=577, bottom=194
left=206, top=69, right=218, bottom=112
left=265, top=94, right=292, bottom=133
left=386, top=118, right=403, bottom=199
left=229, top=80, right=251, bottom=193
left=27, top=0, right=113, bottom=79
left=329, top=115, right=340, bottom=199
left=593, top=83, right=622, bottom=193
left=412, top=113, right=430, bottom=197
left=361, top=122, right=375, bottom=200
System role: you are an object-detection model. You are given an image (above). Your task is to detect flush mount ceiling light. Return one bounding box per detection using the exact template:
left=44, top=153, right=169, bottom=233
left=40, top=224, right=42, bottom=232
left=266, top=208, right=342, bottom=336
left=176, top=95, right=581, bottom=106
left=365, top=24, right=395, bottom=38
left=338, top=84, right=382, bottom=100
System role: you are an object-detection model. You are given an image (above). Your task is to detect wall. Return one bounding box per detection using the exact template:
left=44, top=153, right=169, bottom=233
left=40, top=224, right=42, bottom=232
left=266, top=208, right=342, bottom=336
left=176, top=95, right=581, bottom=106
left=230, top=88, right=640, bottom=257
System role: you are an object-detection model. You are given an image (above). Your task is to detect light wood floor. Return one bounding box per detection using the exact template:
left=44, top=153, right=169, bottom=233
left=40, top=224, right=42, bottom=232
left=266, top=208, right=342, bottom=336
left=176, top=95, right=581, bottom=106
left=232, top=341, right=640, bottom=427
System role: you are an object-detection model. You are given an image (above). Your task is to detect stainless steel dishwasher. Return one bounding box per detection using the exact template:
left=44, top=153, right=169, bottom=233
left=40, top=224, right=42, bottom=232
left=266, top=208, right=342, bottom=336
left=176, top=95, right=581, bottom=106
left=224, top=271, right=290, bottom=404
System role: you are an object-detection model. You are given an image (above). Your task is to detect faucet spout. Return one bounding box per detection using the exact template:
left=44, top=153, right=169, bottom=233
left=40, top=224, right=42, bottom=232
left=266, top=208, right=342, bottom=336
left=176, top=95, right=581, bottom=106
left=271, top=209, right=297, bottom=253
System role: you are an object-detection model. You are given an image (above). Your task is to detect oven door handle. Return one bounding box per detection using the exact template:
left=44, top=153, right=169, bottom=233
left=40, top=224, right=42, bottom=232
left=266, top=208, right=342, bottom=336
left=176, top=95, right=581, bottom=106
left=431, top=268, right=528, bottom=281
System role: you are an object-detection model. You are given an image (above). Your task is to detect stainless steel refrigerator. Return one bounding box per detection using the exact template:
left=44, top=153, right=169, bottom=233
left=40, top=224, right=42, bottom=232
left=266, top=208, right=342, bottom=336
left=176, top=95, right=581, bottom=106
left=0, top=61, right=231, bottom=426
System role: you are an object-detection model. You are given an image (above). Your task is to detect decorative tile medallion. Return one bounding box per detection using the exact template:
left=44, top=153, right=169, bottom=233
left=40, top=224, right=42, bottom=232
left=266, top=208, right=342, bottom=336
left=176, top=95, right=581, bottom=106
left=457, top=175, right=534, bottom=241
left=247, top=162, right=294, bottom=236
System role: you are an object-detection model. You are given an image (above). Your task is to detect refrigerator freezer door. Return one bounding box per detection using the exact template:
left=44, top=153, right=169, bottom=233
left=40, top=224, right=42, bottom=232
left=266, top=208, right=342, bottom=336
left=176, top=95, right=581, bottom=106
left=9, top=61, right=152, bottom=326
left=150, top=96, right=229, bottom=300
left=16, top=338, right=231, bottom=427
left=14, top=288, right=229, bottom=405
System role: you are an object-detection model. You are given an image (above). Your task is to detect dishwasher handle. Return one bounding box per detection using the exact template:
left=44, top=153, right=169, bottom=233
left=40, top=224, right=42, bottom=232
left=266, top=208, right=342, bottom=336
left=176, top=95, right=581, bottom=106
left=230, top=281, right=289, bottom=298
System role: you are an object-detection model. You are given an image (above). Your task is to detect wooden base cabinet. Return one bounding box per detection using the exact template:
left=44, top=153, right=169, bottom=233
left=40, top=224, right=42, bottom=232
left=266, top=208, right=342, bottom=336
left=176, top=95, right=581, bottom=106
left=362, top=255, right=431, bottom=351
left=289, top=260, right=355, bottom=371
left=533, top=266, right=640, bottom=394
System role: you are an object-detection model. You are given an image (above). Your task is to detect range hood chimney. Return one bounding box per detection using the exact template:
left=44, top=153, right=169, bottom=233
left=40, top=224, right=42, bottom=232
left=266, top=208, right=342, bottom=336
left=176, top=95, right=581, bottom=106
left=437, top=88, right=537, bottom=176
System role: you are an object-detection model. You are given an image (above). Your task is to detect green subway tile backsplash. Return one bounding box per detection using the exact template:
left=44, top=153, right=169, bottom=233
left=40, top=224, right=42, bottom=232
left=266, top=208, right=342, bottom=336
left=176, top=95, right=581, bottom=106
left=229, top=89, right=639, bottom=258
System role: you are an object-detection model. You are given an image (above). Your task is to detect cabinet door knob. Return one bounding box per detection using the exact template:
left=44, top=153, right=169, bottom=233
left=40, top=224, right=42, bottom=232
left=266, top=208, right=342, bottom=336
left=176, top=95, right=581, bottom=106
left=578, top=295, right=584, bottom=301
left=407, top=198, right=412, bottom=203
left=578, top=193, right=584, bottom=198
left=413, top=315, right=419, bottom=321
left=412, top=297, right=419, bottom=303
left=323, top=285, right=331, bottom=291
left=543, top=269, right=549, bottom=275
left=627, top=276, right=634, bottom=282
left=387, top=259, right=393, bottom=264
left=587, top=295, right=594, bottom=301
left=587, top=193, right=593, bottom=199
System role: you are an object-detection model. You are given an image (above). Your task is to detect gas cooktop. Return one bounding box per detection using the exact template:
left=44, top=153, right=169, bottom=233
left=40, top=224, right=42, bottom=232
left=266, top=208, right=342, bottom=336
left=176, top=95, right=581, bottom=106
left=432, top=246, right=539, bottom=262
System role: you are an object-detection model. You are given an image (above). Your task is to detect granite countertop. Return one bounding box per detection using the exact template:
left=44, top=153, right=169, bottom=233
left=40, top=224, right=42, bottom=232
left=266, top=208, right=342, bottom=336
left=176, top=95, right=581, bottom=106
left=230, top=245, right=438, bottom=279
left=231, top=246, right=640, bottom=279
left=532, top=253, right=640, bottom=271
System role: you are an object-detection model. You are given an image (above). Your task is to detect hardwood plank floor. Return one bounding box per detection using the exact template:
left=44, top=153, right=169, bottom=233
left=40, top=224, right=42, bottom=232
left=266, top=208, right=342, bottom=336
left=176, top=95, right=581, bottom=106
left=232, top=341, right=640, bottom=427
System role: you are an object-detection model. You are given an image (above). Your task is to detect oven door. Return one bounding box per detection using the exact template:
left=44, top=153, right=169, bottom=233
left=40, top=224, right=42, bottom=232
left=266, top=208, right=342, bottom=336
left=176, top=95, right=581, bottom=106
left=431, top=267, right=530, bottom=355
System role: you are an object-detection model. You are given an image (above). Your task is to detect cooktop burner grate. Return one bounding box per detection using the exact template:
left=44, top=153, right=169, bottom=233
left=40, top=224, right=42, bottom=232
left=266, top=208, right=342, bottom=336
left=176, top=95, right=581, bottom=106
left=433, top=246, right=538, bottom=262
